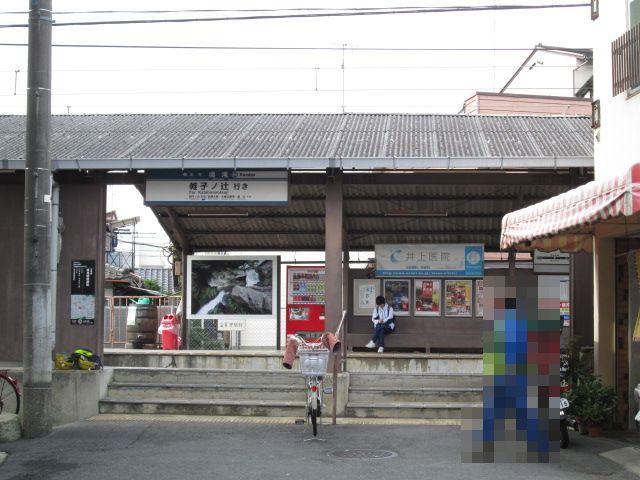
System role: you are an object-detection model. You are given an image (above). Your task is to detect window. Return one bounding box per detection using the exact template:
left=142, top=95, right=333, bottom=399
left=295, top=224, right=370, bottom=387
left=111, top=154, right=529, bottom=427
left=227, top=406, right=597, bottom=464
left=631, top=0, right=640, bottom=28
left=631, top=0, right=640, bottom=96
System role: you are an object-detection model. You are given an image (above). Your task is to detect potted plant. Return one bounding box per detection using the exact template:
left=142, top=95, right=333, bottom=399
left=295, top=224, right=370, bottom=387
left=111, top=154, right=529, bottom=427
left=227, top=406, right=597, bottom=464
left=562, top=341, right=592, bottom=434
left=577, top=376, right=617, bottom=437
left=566, top=380, right=589, bottom=434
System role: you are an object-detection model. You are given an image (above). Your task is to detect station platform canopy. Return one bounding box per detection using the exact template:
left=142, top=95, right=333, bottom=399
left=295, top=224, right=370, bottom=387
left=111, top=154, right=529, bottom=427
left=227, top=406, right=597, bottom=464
left=0, top=113, right=594, bottom=251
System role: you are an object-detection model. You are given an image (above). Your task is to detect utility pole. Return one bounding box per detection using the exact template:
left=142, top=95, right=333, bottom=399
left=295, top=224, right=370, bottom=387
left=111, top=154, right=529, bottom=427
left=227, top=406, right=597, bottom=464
left=23, top=0, right=53, bottom=438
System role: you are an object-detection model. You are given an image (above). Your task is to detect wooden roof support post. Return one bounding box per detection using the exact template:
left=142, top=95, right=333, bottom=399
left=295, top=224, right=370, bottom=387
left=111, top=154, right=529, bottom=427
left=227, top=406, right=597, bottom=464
left=325, top=169, right=344, bottom=423
left=324, top=168, right=344, bottom=335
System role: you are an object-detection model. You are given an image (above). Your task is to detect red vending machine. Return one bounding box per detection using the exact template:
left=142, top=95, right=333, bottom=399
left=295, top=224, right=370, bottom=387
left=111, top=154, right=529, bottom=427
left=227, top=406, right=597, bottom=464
left=286, top=266, right=326, bottom=339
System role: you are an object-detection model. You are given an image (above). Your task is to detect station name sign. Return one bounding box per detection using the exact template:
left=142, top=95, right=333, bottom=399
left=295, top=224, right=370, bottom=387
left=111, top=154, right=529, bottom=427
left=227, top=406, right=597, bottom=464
left=144, top=170, right=289, bottom=206
left=375, top=244, right=484, bottom=277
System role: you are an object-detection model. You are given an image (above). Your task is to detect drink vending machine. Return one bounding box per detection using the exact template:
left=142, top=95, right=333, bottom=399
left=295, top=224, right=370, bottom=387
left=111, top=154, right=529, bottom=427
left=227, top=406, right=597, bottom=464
left=285, top=266, right=326, bottom=339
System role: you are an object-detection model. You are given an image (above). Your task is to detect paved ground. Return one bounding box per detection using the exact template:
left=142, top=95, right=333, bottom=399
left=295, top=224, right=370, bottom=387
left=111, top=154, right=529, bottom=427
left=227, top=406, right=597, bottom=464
left=1, top=415, right=639, bottom=480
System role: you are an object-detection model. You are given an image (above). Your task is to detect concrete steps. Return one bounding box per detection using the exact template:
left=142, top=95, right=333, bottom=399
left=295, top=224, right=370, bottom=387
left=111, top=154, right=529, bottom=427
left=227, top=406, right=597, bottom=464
left=111, top=367, right=303, bottom=385
left=346, top=401, right=480, bottom=419
left=99, top=367, right=310, bottom=417
left=100, top=351, right=484, bottom=420
left=346, top=352, right=482, bottom=374
left=348, top=386, right=482, bottom=403
left=349, top=372, right=483, bottom=388
left=107, top=382, right=306, bottom=401
left=99, top=398, right=306, bottom=417
left=104, top=349, right=288, bottom=370
left=346, top=369, right=483, bottom=420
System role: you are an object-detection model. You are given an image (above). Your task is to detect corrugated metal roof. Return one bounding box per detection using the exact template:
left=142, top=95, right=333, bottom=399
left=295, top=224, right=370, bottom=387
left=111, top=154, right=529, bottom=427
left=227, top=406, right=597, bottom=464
left=135, top=267, right=176, bottom=294
left=156, top=176, right=586, bottom=251
left=0, top=113, right=592, bottom=162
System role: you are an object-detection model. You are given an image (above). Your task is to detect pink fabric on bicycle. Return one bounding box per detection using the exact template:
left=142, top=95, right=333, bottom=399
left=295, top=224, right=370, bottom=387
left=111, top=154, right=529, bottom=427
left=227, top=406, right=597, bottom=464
left=321, top=332, right=341, bottom=354
left=282, top=336, right=299, bottom=369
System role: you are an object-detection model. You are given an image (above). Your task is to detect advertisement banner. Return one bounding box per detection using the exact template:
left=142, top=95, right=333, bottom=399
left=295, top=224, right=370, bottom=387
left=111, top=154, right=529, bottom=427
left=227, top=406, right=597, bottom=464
left=375, top=244, right=484, bottom=277
left=187, top=255, right=278, bottom=320
left=445, top=279, right=473, bottom=317
left=383, top=279, right=410, bottom=316
left=414, top=279, right=441, bottom=316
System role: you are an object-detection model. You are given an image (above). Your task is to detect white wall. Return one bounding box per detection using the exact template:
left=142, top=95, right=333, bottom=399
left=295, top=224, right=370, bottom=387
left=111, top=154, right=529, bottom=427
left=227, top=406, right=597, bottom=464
left=593, top=1, right=640, bottom=180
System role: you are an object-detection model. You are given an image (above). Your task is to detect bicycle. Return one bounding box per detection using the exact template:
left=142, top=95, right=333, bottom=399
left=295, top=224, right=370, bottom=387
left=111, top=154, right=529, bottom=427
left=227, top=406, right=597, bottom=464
left=0, top=371, right=21, bottom=415
left=292, top=335, right=330, bottom=438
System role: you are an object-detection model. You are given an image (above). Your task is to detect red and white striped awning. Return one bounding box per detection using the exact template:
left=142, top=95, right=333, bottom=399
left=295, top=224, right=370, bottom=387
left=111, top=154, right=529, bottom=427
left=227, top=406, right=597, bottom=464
left=501, top=163, right=640, bottom=252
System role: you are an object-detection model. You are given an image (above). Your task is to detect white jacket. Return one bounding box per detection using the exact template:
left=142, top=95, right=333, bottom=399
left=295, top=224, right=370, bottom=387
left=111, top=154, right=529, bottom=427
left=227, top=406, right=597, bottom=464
left=371, top=304, right=395, bottom=330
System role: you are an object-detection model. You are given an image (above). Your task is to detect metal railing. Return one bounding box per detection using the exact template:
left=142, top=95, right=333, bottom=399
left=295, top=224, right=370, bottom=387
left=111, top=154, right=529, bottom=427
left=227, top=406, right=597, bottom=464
left=612, top=23, right=640, bottom=96
left=104, top=295, right=181, bottom=348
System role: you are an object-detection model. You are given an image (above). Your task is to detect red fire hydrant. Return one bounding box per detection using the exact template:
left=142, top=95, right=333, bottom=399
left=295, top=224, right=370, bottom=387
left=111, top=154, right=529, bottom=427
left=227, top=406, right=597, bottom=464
left=158, top=314, right=181, bottom=350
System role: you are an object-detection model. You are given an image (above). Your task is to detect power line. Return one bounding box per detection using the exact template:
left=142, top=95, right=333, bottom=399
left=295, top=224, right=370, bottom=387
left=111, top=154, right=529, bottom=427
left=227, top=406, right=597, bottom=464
left=0, top=42, right=581, bottom=52
left=0, top=64, right=577, bottom=73
left=0, top=4, right=591, bottom=29
left=0, top=87, right=576, bottom=97
left=0, top=5, right=585, bottom=15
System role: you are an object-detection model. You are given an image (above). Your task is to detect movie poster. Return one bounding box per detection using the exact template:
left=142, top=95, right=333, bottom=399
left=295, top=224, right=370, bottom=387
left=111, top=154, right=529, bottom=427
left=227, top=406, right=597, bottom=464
left=383, top=279, right=410, bottom=315
left=188, top=256, right=278, bottom=319
left=445, top=279, right=473, bottom=317
left=414, top=279, right=441, bottom=316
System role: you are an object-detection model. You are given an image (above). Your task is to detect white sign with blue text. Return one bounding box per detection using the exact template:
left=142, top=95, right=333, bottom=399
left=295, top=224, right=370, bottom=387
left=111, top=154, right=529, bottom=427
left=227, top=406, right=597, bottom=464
left=144, top=170, right=289, bottom=206
left=375, top=244, right=484, bottom=277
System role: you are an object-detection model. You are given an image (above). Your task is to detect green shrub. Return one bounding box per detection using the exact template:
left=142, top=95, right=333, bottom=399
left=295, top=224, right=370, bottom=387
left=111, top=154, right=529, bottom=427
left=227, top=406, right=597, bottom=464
left=188, top=324, right=225, bottom=350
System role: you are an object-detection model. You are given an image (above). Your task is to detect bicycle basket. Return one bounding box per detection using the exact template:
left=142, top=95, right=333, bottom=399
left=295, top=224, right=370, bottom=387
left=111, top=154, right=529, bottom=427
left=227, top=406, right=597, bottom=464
left=298, top=347, right=330, bottom=376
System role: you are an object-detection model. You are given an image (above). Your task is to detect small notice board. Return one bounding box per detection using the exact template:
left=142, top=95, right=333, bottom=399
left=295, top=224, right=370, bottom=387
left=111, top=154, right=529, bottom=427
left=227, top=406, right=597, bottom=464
left=71, top=260, right=96, bottom=325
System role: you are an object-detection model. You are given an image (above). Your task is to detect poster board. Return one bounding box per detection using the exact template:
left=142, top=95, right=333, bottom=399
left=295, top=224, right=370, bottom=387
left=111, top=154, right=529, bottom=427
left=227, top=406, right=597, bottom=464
left=353, top=279, right=380, bottom=316
left=383, top=279, right=410, bottom=316
left=70, top=260, right=96, bottom=325
left=375, top=244, right=484, bottom=277
left=187, top=255, right=278, bottom=320
left=445, top=279, right=473, bottom=317
left=475, top=280, right=484, bottom=318
left=414, top=279, right=441, bottom=316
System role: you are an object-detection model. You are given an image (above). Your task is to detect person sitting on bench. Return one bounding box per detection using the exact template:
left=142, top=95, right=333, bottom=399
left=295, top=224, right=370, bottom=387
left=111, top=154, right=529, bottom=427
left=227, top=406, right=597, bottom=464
left=365, top=295, right=395, bottom=353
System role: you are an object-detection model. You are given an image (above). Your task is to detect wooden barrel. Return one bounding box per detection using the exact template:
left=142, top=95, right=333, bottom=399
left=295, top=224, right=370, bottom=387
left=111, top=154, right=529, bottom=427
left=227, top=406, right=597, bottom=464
left=126, top=305, right=159, bottom=348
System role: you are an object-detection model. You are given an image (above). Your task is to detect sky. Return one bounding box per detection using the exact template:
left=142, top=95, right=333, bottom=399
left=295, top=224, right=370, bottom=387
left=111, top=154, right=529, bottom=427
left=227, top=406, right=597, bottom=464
left=0, top=1, right=595, bottom=266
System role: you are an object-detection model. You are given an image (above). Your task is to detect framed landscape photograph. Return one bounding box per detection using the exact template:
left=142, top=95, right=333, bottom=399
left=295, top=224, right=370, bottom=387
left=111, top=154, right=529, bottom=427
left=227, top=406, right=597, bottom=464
left=444, top=279, right=473, bottom=317
left=187, top=255, right=278, bottom=320
left=414, top=279, right=441, bottom=316
left=383, top=279, right=410, bottom=316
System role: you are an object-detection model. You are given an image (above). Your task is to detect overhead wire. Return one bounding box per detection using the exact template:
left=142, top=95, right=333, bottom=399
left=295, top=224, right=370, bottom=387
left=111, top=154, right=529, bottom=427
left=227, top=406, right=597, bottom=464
left=0, top=64, right=577, bottom=73
left=0, top=5, right=587, bottom=15
left=0, top=3, right=590, bottom=29
left=0, top=42, right=582, bottom=52
left=0, top=87, right=576, bottom=97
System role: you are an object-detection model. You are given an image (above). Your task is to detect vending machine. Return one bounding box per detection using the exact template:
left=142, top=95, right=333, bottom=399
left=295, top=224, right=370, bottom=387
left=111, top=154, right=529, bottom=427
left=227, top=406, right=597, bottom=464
left=285, top=266, right=326, bottom=339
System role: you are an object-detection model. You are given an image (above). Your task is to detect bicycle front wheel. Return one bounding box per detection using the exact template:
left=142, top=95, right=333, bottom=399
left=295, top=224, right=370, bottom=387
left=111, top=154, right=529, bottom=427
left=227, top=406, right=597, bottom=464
left=0, top=375, right=20, bottom=415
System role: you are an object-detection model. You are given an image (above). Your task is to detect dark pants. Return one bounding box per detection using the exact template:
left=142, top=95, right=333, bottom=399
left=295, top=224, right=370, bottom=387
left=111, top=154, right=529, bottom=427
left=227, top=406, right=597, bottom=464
left=372, top=322, right=394, bottom=348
